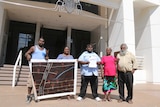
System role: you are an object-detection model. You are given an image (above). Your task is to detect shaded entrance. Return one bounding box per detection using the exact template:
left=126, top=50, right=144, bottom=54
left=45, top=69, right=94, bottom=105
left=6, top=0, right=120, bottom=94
left=41, top=28, right=67, bottom=59
left=5, top=21, right=91, bottom=65
left=5, top=21, right=35, bottom=65
left=41, top=28, right=91, bottom=59
left=71, top=29, right=91, bottom=58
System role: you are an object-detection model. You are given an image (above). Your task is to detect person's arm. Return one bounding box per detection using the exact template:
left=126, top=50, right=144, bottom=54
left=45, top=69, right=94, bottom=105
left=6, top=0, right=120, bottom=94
left=78, top=52, right=89, bottom=65
left=131, top=53, right=137, bottom=74
left=25, top=46, right=35, bottom=61
left=114, top=57, right=118, bottom=78
left=100, top=64, right=104, bottom=79
left=100, top=57, right=104, bottom=79
left=116, top=54, right=120, bottom=71
left=45, top=49, right=49, bottom=60
left=78, top=61, right=89, bottom=65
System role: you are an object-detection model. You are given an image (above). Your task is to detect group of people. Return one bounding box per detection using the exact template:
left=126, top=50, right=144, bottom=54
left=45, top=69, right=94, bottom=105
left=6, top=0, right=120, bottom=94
left=25, top=37, right=137, bottom=104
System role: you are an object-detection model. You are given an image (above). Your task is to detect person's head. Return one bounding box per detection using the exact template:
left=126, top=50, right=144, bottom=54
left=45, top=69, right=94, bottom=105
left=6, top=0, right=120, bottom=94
left=106, top=47, right=112, bottom=56
left=63, top=46, right=70, bottom=55
left=120, top=43, right=128, bottom=56
left=38, top=37, right=45, bottom=47
left=86, top=44, right=93, bottom=53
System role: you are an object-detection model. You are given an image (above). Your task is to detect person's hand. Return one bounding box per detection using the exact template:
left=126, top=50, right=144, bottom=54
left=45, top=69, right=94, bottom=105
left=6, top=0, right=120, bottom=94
left=97, top=62, right=101, bottom=65
left=45, top=56, right=49, bottom=60
left=115, top=73, right=118, bottom=78
left=116, top=58, right=119, bottom=61
left=132, top=69, right=136, bottom=74
left=85, top=61, right=89, bottom=64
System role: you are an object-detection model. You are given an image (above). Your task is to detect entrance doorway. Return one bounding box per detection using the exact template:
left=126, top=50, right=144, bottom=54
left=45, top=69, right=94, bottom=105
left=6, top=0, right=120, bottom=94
left=5, top=21, right=35, bottom=65
left=41, top=28, right=67, bottom=59
left=5, top=21, right=91, bottom=65
left=71, top=29, right=91, bottom=58
left=41, top=28, right=90, bottom=59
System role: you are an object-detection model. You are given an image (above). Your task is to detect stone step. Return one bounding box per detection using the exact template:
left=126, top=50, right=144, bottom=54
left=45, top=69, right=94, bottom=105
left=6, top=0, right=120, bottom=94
left=0, top=77, right=27, bottom=81
left=0, top=64, right=28, bottom=86
left=0, top=68, right=29, bottom=72
left=0, top=64, right=103, bottom=86
left=0, top=73, right=28, bottom=77
left=0, top=81, right=27, bottom=86
left=0, top=71, right=29, bottom=75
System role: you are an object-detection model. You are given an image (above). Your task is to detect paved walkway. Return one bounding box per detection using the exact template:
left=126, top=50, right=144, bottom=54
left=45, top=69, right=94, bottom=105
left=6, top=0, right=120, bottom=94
left=0, top=83, right=160, bottom=107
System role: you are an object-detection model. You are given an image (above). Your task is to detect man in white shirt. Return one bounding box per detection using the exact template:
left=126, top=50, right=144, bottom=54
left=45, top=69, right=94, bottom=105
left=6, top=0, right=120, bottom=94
left=76, top=44, right=102, bottom=102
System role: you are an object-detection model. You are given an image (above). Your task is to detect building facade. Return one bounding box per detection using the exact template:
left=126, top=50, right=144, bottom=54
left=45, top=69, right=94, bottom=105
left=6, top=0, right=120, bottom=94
left=0, top=0, right=160, bottom=83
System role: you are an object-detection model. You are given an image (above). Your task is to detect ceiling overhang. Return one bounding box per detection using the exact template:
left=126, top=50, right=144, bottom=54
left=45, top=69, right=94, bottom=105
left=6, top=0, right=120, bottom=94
left=0, top=0, right=121, bottom=31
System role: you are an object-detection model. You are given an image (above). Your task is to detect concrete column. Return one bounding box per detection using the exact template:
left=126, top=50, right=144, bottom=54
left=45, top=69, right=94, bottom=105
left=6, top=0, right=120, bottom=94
left=91, top=25, right=107, bottom=57
left=149, top=6, right=160, bottom=83
left=66, top=26, right=72, bottom=48
left=91, top=26, right=100, bottom=55
left=108, top=0, right=135, bottom=54
left=135, top=5, right=160, bottom=83
left=146, top=6, right=160, bottom=83
left=0, top=6, right=7, bottom=66
left=99, top=25, right=107, bottom=57
left=34, top=23, right=41, bottom=45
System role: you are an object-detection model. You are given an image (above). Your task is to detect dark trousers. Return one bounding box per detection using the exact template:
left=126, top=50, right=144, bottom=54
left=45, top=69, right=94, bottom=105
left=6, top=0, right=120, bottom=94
left=118, top=71, right=133, bottom=101
left=79, top=75, right=98, bottom=98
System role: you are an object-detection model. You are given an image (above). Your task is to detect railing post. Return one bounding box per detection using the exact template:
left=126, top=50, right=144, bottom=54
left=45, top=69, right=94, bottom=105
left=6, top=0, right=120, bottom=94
left=12, top=50, right=22, bottom=87
left=19, top=51, right=22, bottom=66
left=12, top=66, right=16, bottom=87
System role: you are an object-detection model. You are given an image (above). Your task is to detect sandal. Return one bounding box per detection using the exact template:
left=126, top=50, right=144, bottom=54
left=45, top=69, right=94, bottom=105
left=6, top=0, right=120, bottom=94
left=107, top=98, right=112, bottom=102
left=103, top=98, right=107, bottom=101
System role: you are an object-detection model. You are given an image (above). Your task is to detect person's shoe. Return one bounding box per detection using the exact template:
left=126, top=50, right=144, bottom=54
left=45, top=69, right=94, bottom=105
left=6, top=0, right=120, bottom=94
left=76, top=96, right=83, bottom=101
left=102, top=98, right=107, bottom=101
left=95, top=97, right=102, bottom=102
left=117, top=99, right=123, bottom=103
left=26, top=95, right=32, bottom=103
left=127, top=100, right=133, bottom=104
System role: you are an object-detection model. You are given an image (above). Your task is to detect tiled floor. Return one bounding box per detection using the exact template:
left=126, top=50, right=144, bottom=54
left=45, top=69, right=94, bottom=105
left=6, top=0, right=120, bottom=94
left=0, top=83, right=160, bottom=107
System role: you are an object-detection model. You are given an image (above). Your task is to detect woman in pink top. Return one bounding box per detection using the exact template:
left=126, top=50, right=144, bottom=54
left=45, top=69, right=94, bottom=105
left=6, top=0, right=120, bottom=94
left=101, top=48, right=117, bottom=101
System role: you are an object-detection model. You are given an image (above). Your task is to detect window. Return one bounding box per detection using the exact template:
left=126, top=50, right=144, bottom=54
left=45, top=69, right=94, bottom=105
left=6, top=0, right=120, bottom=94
left=17, top=33, right=33, bottom=51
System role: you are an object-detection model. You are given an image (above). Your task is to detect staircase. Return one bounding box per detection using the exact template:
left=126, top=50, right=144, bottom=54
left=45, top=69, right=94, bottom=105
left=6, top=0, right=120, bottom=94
left=0, top=64, right=103, bottom=86
left=0, top=64, right=29, bottom=86
left=77, top=70, right=103, bottom=86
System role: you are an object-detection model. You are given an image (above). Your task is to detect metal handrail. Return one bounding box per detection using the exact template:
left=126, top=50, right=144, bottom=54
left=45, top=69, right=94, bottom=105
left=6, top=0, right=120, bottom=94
left=12, top=50, right=22, bottom=87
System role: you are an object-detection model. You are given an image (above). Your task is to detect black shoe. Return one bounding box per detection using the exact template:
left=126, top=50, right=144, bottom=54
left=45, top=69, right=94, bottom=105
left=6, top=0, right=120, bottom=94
left=26, top=95, right=32, bottom=103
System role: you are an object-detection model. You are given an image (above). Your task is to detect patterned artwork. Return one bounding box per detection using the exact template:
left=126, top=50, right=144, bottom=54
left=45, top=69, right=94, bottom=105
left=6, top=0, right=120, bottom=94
left=29, top=59, right=77, bottom=101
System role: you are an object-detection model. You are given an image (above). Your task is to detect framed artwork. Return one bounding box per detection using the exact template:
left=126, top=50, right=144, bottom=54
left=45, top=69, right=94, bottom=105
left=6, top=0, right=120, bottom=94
left=29, top=59, right=78, bottom=101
